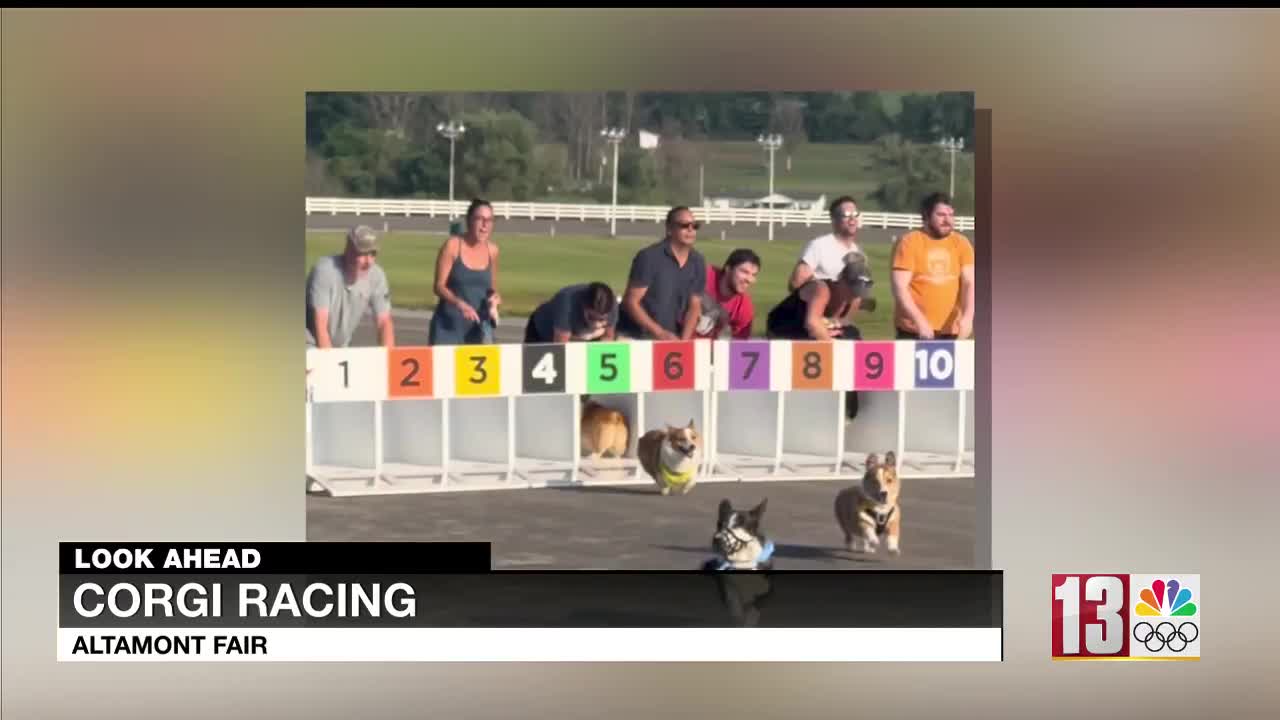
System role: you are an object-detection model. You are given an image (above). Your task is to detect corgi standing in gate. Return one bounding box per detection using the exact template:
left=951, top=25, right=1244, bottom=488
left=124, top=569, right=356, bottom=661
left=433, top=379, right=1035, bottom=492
left=580, top=399, right=630, bottom=465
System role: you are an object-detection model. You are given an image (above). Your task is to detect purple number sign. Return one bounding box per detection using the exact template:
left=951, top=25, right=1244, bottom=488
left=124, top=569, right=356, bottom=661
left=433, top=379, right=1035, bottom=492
left=728, top=341, right=771, bottom=390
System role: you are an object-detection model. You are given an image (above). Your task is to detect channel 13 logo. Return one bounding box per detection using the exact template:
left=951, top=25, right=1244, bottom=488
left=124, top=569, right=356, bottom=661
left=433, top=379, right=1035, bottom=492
left=1051, top=574, right=1200, bottom=660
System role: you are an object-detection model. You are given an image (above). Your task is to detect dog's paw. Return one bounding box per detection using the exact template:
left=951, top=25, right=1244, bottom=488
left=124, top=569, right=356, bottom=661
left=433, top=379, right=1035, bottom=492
left=660, top=486, right=671, bottom=496
left=887, top=538, right=900, bottom=555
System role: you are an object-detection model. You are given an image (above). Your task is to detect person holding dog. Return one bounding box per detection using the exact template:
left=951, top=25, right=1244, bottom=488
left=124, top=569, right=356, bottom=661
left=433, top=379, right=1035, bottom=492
left=428, top=198, right=502, bottom=345
left=306, top=225, right=396, bottom=348
left=787, top=195, right=863, bottom=291
left=616, top=206, right=707, bottom=341
left=766, top=252, right=870, bottom=343
left=767, top=252, right=873, bottom=420
left=890, top=192, right=975, bottom=340
left=694, top=248, right=760, bottom=340
left=524, top=282, right=619, bottom=343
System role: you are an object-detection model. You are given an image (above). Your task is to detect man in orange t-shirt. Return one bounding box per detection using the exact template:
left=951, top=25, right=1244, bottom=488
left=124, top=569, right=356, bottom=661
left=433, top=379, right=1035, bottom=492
left=890, top=193, right=975, bottom=339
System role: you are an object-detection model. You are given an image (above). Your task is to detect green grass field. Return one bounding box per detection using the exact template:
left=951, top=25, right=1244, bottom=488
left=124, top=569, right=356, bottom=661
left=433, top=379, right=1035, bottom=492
left=536, top=140, right=888, bottom=206
left=696, top=141, right=882, bottom=200
left=307, top=231, right=900, bottom=339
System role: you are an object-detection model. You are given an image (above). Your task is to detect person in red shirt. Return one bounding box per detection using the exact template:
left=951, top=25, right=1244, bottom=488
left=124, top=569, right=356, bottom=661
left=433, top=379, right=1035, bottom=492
left=696, top=248, right=761, bottom=339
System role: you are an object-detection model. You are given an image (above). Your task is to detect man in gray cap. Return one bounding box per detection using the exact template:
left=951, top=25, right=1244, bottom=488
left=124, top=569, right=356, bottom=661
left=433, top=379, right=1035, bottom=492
left=306, top=225, right=396, bottom=348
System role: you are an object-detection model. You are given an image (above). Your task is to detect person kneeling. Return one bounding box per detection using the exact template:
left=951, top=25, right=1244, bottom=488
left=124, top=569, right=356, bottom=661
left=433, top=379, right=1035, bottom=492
left=766, top=255, right=871, bottom=419
left=525, top=282, right=619, bottom=343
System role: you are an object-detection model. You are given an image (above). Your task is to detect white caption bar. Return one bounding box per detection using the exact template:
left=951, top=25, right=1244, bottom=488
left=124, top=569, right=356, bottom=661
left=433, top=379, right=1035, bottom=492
left=59, top=628, right=1001, bottom=662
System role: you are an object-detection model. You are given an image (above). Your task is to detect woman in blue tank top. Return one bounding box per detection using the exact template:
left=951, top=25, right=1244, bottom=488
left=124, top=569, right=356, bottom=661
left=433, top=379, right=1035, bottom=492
left=429, top=198, right=502, bottom=345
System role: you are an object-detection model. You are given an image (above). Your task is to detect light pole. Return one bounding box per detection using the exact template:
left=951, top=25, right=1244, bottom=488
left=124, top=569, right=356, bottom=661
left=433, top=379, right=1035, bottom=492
left=436, top=120, right=466, bottom=219
left=600, top=127, right=626, bottom=237
left=757, top=133, right=783, bottom=242
left=938, top=136, right=964, bottom=198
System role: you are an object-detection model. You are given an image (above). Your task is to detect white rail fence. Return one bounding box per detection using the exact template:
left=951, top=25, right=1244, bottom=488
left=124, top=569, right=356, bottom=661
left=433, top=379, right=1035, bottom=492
left=306, top=197, right=976, bottom=233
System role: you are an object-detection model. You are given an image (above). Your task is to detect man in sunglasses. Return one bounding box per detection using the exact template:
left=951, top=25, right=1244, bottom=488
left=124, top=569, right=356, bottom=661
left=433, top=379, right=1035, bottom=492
left=787, top=196, right=865, bottom=293
left=616, top=206, right=707, bottom=341
left=305, top=225, right=396, bottom=348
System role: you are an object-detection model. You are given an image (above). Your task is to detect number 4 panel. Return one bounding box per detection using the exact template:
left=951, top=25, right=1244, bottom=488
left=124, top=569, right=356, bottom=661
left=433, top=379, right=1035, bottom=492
left=522, top=344, right=567, bottom=394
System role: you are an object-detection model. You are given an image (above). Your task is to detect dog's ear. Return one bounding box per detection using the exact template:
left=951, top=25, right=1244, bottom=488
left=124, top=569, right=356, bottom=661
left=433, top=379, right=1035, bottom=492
left=717, top=499, right=733, bottom=527
left=687, top=418, right=696, bottom=430
left=883, top=451, right=896, bottom=469
left=751, top=498, right=768, bottom=519
left=865, top=453, right=880, bottom=470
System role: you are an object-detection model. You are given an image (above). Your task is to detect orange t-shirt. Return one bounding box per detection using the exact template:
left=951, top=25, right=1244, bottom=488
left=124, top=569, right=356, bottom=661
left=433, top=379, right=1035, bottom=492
left=891, top=230, right=975, bottom=335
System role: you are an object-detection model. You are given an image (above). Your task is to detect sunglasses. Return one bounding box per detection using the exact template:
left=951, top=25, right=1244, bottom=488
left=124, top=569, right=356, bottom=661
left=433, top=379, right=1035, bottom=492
left=675, top=221, right=701, bottom=230
left=834, top=211, right=860, bottom=220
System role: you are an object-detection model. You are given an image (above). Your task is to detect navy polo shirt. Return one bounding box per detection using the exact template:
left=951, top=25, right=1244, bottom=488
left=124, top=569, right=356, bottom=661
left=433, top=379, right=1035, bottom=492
left=616, top=241, right=707, bottom=338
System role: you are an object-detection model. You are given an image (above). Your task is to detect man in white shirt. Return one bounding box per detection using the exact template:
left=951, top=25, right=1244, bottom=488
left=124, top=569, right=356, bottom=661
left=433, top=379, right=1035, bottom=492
left=787, top=195, right=863, bottom=291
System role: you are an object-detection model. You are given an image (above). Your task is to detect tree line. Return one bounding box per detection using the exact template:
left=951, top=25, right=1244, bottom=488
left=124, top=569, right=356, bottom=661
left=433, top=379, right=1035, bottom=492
left=306, top=92, right=975, bottom=214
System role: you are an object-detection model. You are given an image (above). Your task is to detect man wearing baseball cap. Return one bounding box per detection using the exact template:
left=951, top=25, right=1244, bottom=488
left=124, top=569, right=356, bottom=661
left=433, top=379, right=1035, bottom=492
left=306, top=225, right=396, bottom=348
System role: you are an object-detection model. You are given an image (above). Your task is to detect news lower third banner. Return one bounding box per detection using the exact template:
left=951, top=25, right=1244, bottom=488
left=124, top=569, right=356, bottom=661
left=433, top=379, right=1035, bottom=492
left=58, top=543, right=1003, bottom=662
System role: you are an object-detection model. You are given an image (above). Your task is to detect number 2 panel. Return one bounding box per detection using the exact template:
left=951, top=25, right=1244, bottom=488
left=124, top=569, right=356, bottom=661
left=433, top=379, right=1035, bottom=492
left=522, top=344, right=566, bottom=394
left=388, top=348, right=433, bottom=398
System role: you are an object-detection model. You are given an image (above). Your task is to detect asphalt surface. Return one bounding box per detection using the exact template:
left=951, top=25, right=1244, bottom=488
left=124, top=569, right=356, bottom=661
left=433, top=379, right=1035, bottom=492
left=307, top=476, right=978, bottom=571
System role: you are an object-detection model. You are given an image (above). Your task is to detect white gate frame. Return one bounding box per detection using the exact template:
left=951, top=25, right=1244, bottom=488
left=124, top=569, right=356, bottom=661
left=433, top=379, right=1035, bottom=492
left=306, top=340, right=975, bottom=497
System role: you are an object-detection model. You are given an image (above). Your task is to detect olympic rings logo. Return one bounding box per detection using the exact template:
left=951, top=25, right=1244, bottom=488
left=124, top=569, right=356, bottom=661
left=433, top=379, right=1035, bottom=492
left=1132, top=621, right=1199, bottom=653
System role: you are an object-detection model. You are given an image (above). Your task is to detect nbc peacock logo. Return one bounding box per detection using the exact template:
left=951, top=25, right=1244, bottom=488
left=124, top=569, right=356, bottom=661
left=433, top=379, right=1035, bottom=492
left=1130, top=575, right=1200, bottom=658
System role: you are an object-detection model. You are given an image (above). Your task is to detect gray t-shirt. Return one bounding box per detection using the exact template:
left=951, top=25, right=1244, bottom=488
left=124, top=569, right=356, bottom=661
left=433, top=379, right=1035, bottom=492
left=305, top=255, right=391, bottom=347
left=615, top=241, right=707, bottom=338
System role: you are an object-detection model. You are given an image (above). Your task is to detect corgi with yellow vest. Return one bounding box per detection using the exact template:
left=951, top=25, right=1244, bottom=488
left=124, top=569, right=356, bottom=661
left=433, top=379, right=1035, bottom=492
left=637, top=420, right=702, bottom=495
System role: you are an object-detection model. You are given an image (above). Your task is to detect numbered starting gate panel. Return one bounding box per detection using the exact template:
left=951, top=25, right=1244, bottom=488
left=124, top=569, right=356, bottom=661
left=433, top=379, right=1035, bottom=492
left=584, top=342, right=633, bottom=394
left=896, top=340, right=974, bottom=391
left=715, top=340, right=772, bottom=391
left=387, top=347, right=434, bottom=398
left=853, top=341, right=897, bottom=391
left=307, top=348, right=388, bottom=403
left=425, top=344, right=525, bottom=398
left=521, top=343, right=568, bottom=395
left=790, top=341, right=835, bottom=391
